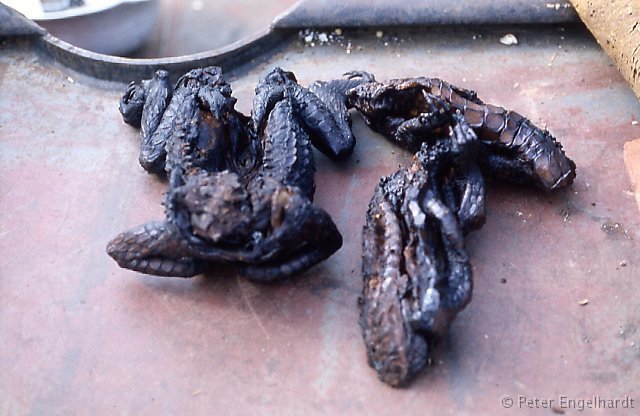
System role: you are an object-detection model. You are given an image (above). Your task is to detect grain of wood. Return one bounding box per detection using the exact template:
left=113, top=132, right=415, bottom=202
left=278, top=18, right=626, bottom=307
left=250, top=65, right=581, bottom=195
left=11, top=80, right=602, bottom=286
left=570, top=0, right=640, bottom=100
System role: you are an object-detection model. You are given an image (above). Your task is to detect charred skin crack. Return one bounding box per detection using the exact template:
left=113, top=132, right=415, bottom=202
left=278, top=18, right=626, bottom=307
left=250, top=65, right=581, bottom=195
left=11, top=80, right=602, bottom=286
left=107, top=67, right=344, bottom=281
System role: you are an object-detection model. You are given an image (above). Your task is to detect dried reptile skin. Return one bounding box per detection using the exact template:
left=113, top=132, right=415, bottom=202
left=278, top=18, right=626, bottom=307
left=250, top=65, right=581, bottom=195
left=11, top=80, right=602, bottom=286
left=347, top=77, right=576, bottom=191
left=111, top=67, right=578, bottom=387
left=360, top=115, right=477, bottom=387
left=107, top=67, right=345, bottom=281
left=350, top=75, right=576, bottom=386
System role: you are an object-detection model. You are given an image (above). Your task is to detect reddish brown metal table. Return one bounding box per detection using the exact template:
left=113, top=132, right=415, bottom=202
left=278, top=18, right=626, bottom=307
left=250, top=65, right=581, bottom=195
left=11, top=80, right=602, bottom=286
left=1, top=4, right=639, bottom=415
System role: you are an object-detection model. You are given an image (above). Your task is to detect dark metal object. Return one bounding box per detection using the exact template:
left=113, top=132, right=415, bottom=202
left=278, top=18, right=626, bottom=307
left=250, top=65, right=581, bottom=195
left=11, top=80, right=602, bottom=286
left=1, top=2, right=639, bottom=413
left=40, top=29, right=294, bottom=82
left=0, top=2, right=293, bottom=82
left=0, top=1, right=579, bottom=82
left=273, top=0, right=578, bottom=28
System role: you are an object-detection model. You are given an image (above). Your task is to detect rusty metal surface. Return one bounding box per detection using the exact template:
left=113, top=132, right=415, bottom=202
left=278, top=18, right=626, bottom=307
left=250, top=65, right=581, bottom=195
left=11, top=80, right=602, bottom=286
left=1, top=24, right=640, bottom=415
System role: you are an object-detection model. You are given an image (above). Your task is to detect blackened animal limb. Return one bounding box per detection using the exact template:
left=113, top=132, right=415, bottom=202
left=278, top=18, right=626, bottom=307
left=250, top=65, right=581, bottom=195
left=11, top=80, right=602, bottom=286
left=262, top=100, right=316, bottom=201
left=444, top=113, right=486, bottom=233
left=197, top=85, right=236, bottom=120
left=106, top=221, right=200, bottom=277
left=307, top=71, right=377, bottom=156
left=138, top=66, right=230, bottom=175
left=252, top=67, right=295, bottom=133
left=119, top=81, right=146, bottom=127
left=159, top=95, right=200, bottom=176
left=394, top=97, right=451, bottom=151
left=347, top=77, right=576, bottom=191
left=253, top=190, right=342, bottom=262
left=138, top=87, right=198, bottom=174
left=290, top=82, right=356, bottom=160
left=251, top=85, right=284, bottom=134
left=360, top=190, right=430, bottom=387
left=118, top=70, right=174, bottom=173
left=140, top=70, right=173, bottom=141
left=444, top=163, right=486, bottom=234
left=420, top=192, right=472, bottom=312
left=241, top=246, right=336, bottom=282
left=417, top=138, right=474, bottom=312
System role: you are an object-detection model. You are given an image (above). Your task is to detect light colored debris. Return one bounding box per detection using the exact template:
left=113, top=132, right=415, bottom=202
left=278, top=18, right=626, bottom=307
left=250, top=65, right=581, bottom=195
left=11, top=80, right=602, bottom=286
left=500, top=34, right=518, bottom=46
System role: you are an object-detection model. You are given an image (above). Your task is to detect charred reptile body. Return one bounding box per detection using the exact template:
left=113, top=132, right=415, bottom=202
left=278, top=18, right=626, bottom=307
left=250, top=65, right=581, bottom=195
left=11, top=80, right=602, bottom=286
left=252, top=68, right=374, bottom=161
left=119, top=66, right=248, bottom=175
left=110, top=68, right=577, bottom=387
left=346, top=77, right=577, bottom=386
left=108, top=67, right=348, bottom=281
left=360, top=113, right=481, bottom=386
left=346, top=77, right=576, bottom=192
